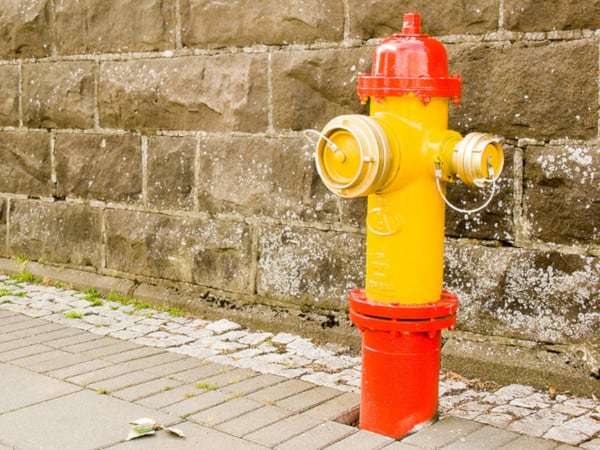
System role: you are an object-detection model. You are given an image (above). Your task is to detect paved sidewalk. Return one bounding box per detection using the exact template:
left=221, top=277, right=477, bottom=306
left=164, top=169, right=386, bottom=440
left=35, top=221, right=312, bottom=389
left=0, top=276, right=599, bottom=449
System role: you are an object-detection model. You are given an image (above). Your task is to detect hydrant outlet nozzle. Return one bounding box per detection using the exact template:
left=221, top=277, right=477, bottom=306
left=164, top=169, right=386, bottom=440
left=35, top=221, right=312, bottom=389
left=315, top=114, right=399, bottom=198
left=451, top=132, right=503, bottom=187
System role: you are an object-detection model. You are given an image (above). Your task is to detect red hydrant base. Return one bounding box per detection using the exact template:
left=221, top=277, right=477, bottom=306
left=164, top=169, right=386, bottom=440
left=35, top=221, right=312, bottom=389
left=349, top=289, right=458, bottom=439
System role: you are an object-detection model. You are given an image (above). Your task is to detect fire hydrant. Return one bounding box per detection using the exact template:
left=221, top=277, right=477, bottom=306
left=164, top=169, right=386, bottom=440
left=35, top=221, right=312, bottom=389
left=312, top=13, right=503, bottom=439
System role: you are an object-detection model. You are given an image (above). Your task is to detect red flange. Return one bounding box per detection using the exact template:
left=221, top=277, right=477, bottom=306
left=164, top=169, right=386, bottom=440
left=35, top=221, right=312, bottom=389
left=349, top=288, right=458, bottom=333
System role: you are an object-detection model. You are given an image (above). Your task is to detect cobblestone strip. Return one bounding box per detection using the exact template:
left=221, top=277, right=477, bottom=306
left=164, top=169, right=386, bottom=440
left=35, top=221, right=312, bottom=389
left=0, top=275, right=599, bottom=448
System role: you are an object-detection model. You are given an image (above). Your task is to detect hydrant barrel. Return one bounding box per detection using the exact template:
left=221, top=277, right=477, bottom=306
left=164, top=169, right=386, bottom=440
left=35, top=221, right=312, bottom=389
left=312, top=11, right=503, bottom=439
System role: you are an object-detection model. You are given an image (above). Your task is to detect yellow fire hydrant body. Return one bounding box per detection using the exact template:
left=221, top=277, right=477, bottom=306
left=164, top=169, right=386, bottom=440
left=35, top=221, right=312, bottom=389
left=316, top=13, right=502, bottom=305
left=313, top=12, right=503, bottom=438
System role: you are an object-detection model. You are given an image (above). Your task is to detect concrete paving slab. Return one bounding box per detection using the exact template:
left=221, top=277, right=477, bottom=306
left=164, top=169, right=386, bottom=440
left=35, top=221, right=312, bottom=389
left=498, top=435, right=560, bottom=449
left=134, top=382, right=203, bottom=410
left=163, top=389, right=232, bottom=418
left=381, top=441, right=423, bottom=449
left=276, top=385, right=344, bottom=413
left=118, top=349, right=186, bottom=370
left=11, top=348, right=91, bottom=372
left=66, top=362, right=140, bottom=386
left=0, top=321, right=65, bottom=340
left=111, top=377, right=185, bottom=402
left=244, top=412, right=323, bottom=448
left=46, top=358, right=114, bottom=380
left=0, top=336, right=35, bottom=353
left=324, top=429, right=393, bottom=449
left=188, top=397, right=262, bottom=426
left=0, top=389, right=176, bottom=450
left=88, top=368, right=162, bottom=393
left=276, top=420, right=356, bottom=450
left=0, top=343, right=50, bottom=362
left=248, top=379, right=315, bottom=404
left=59, top=335, right=126, bottom=354
left=169, top=361, right=234, bottom=382
left=75, top=340, right=142, bottom=358
left=197, top=367, right=256, bottom=388
left=216, top=404, right=292, bottom=437
left=106, top=421, right=270, bottom=450
left=143, top=356, right=206, bottom=377
left=304, top=391, right=360, bottom=422
left=221, top=373, right=286, bottom=396
left=0, top=363, right=80, bottom=413
left=44, top=331, right=103, bottom=349
left=0, top=313, right=31, bottom=325
left=0, top=316, right=48, bottom=332
left=25, top=326, right=84, bottom=343
left=442, top=425, right=522, bottom=449
left=401, top=416, right=484, bottom=449
left=103, top=345, right=166, bottom=363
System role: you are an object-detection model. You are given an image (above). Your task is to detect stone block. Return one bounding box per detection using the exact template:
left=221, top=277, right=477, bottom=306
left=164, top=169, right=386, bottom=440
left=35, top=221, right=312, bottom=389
left=147, top=135, right=195, bottom=210
left=105, top=210, right=253, bottom=293
left=523, top=142, right=600, bottom=246
left=445, top=143, right=515, bottom=241
left=347, top=0, right=500, bottom=39
left=272, top=48, right=371, bottom=131
left=98, top=55, right=268, bottom=132
left=444, top=241, right=600, bottom=344
left=22, top=61, right=96, bottom=129
left=198, top=135, right=321, bottom=220
left=55, top=0, right=176, bottom=55
left=55, top=133, right=142, bottom=203
left=0, top=0, right=52, bottom=59
left=8, top=200, right=102, bottom=267
left=0, top=198, right=7, bottom=257
left=0, top=131, right=52, bottom=197
left=448, top=40, right=597, bottom=140
left=256, top=224, right=365, bottom=307
left=181, top=0, right=343, bottom=48
left=0, top=65, right=19, bottom=126
left=504, top=0, right=600, bottom=31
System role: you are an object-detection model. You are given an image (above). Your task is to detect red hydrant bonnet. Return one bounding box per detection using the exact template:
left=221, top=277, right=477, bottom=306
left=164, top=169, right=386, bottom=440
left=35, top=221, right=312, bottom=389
left=357, top=13, right=462, bottom=105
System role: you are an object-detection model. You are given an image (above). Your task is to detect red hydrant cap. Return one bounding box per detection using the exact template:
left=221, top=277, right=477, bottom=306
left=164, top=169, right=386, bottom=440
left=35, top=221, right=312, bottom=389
left=357, top=13, right=462, bottom=105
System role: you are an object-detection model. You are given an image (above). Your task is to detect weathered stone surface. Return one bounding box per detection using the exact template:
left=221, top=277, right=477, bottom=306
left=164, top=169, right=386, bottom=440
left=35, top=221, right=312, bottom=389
left=0, top=65, right=19, bottom=126
left=348, top=0, right=500, bottom=39
left=105, top=210, right=252, bottom=293
left=444, top=242, right=600, bottom=344
left=55, top=0, right=176, bottom=55
left=523, top=142, right=600, bottom=246
left=98, top=55, right=268, bottom=132
left=181, top=0, right=343, bottom=48
left=199, top=135, right=328, bottom=221
left=445, top=144, right=515, bottom=242
left=340, top=198, right=367, bottom=230
left=8, top=200, right=102, bottom=267
left=55, top=134, right=142, bottom=203
left=504, top=0, right=600, bottom=31
left=272, top=48, right=371, bottom=131
left=147, top=135, right=195, bottom=210
left=256, top=224, right=365, bottom=307
left=448, top=40, right=597, bottom=140
left=0, top=199, right=7, bottom=256
left=0, top=0, right=52, bottom=59
left=22, top=61, right=96, bottom=129
left=0, top=131, right=52, bottom=197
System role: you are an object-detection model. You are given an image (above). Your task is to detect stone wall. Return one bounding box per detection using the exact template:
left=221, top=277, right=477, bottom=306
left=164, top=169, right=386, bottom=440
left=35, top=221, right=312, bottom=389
left=0, top=0, right=598, bottom=394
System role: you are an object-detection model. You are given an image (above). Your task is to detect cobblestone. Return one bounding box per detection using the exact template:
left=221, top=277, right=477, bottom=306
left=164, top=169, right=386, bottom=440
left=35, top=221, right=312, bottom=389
left=0, top=274, right=599, bottom=448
